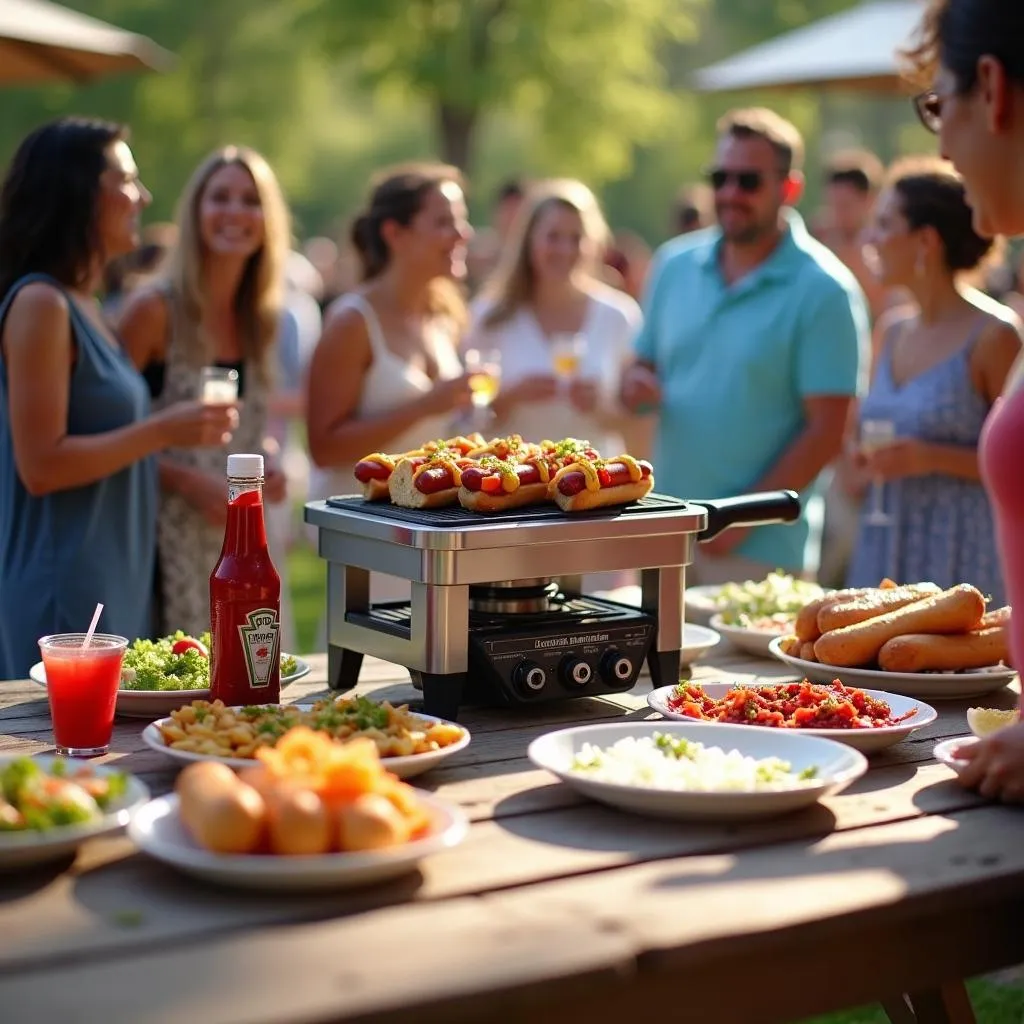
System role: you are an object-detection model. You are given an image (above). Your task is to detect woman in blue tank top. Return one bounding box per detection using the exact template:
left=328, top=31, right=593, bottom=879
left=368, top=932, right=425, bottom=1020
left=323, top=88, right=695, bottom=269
left=0, top=118, right=240, bottom=678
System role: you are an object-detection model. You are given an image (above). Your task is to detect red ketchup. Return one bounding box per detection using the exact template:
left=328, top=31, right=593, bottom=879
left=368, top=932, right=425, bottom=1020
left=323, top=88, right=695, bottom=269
left=210, top=453, right=282, bottom=706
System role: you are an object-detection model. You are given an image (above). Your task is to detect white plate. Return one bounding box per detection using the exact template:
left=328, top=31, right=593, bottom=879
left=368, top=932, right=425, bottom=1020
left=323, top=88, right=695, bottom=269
left=0, top=755, right=150, bottom=869
left=141, top=705, right=471, bottom=779
left=684, top=585, right=727, bottom=626
left=709, top=613, right=790, bottom=658
left=527, top=721, right=866, bottom=821
left=647, top=683, right=937, bottom=754
left=129, top=791, right=467, bottom=891
left=933, top=735, right=979, bottom=773
left=29, top=654, right=312, bottom=720
left=680, top=623, right=721, bottom=665
left=767, top=636, right=1018, bottom=699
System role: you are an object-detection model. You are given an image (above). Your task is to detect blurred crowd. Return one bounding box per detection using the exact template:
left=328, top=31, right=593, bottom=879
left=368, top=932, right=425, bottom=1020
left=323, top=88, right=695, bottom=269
left=1, top=82, right=1022, bottom=678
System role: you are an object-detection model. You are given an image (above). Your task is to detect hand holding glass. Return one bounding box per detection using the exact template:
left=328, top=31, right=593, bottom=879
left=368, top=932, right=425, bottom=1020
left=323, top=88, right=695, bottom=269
left=860, top=419, right=895, bottom=526
left=464, top=349, right=502, bottom=409
left=199, top=366, right=239, bottom=405
left=551, top=334, right=587, bottom=389
left=39, top=633, right=128, bottom=756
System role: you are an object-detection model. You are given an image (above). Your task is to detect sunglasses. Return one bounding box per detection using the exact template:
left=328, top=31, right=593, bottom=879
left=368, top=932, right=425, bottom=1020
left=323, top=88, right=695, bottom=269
left=913, top=91, right=942, bottom=134
left=705, top=167, right=765, bottom=193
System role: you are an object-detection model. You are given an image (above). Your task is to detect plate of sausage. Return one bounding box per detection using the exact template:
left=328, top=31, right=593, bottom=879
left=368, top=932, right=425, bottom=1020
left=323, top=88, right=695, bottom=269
left=768, top=582, right=1016, bottom=699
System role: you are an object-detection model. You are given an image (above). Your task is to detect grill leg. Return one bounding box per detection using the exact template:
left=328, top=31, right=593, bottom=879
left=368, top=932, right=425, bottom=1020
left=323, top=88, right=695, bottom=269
left=328, top=646, right=364, bottom=693
left=410, top=671, right=467, bottom=721
left=647, top=649, right=682, bottom=688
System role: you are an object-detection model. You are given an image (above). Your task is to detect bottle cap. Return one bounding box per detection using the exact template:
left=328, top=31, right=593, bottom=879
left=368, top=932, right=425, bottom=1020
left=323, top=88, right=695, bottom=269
left=226, top=454, right=264, bottom=478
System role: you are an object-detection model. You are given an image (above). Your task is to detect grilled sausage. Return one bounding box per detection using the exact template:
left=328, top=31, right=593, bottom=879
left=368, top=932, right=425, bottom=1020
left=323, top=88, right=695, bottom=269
left=878, top=626, right=1010, bottom=673
left=813, top=584, right=986, bottom=668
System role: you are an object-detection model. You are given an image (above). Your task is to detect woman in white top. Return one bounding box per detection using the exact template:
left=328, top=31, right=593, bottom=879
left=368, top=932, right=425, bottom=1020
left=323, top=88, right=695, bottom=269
left=306, top=163, right=476, bottom=601
left=466, top=179, right=646, bottom=457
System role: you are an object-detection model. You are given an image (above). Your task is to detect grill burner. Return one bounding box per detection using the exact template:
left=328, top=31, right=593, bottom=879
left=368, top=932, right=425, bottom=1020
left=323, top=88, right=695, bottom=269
left=468, top=579, right=559, bottom=615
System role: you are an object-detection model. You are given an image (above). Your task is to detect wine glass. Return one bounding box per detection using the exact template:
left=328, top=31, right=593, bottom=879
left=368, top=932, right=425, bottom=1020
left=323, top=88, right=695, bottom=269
left=551, top=333, right=587, bottom=393
left=860, top=419, right=895, bottom=526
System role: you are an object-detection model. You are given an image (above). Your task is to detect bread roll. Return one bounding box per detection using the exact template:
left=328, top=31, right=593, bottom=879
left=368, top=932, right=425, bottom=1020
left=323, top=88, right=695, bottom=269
left=878, top=626, right=1010, bottom=673
left=266, top=785, right=332, bottom=855
left=794, top=589, right=869, bottom=642
left=813, top=584, right=986, bottom=668
left=816, top=583, right=942, bottom=632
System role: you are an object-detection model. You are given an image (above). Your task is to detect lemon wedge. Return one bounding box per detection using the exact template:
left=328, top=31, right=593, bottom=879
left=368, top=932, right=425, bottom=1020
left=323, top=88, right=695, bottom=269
left=966, top=707, right=1019, bottom=738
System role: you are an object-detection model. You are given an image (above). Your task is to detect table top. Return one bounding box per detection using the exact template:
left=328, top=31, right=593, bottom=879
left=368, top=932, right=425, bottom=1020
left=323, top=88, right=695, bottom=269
left=2, top=645, right=1024, bottom=1024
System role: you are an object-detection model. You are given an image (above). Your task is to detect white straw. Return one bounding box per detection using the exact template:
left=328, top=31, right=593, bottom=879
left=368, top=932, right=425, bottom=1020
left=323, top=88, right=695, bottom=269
left=82, top=603, right=104, bottom=649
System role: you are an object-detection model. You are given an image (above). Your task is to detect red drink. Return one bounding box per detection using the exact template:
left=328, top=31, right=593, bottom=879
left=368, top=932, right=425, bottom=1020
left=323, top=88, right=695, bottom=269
left=210, top=454, right=282, bottom=707
left=38, top=633, right=128, bottom=756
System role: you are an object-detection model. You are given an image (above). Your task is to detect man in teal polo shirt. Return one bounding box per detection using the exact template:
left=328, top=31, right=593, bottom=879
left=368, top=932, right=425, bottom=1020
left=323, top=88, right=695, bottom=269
left=622, top=108, right=869, bottom=583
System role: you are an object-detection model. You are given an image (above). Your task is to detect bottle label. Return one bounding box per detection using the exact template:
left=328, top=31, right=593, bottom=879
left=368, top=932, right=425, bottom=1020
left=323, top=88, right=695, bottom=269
left=237, top=608, right=280, bottom=689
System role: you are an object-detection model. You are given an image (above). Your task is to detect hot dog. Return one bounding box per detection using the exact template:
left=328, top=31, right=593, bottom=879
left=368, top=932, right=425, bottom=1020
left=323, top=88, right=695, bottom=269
left=550, top=456, right=654, bottom=512
left=459, top=456, right=555, bottom=513
left=812, top=584, right=986, bottom=668
left=816, top=583, right=943, bottom=633
left=878, top=626, right=1010, bottom=673
left=353, top=433, right=485, bottom=501
left=466, top=434, right=539, bottom=461
left=388, top=450, right=474, bottom=508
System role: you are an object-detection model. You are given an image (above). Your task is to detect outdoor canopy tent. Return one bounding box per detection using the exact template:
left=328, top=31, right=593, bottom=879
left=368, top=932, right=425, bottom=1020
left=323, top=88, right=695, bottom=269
left=0, top=0, right=172, bottom=84
left=692, top=0, right=925, bottom=94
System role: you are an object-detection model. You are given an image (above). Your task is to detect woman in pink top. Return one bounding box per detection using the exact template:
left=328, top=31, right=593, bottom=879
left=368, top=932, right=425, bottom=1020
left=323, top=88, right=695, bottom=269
left=907, top=0, right=1024, bottom=799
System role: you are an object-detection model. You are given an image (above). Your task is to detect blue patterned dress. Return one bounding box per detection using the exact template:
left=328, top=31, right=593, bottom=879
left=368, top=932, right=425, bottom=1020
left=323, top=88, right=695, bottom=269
left=847, top=319, right=1005, bottom=605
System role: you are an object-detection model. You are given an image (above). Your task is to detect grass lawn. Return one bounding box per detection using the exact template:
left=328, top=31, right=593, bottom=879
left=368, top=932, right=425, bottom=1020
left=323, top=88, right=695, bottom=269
left=284, top=541, right=1024, bottom=1024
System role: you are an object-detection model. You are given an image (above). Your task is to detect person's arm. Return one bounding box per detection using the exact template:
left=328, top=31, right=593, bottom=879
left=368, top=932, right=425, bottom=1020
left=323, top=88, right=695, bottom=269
left=114, top=286, right=168, bottom=371
left=4, top=283, right=169, bottom=496
left=620, top=246, right=673, bottom=410
left=305, top=303, right=470, bottom=468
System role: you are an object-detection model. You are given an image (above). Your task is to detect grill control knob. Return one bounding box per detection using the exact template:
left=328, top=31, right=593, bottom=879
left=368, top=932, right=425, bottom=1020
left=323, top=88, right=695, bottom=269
left=560, top=656, right=592, bottom=688
left=600, top=650, right=634, bottom=686
left=513, top=660, right=547, bottom=695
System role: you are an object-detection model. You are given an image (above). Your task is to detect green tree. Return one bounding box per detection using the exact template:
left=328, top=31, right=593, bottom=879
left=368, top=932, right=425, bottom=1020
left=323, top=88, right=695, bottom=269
left=303, top=0, right=705, bottom=179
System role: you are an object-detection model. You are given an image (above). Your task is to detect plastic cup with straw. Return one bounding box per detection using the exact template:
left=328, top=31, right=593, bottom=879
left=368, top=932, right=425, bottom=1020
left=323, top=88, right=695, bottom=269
left=38, top=603, right=129, bottom=757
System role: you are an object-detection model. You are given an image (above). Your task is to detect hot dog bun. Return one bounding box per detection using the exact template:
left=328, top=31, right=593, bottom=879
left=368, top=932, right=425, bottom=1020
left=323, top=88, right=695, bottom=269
left=816, top=583, right=942, bottom=633
left=799, top=642, right=818, bottom=662
left=387, top=459, right=460, bottom=509
left=361, top=478, right=391, bottom=502
left=794, top=589, right=871, bottom=642
left=812, top=584, right=986, bottom=667
left=550, top=475, right=653, bottom=512
left=458, top=481, right=550, bottom=513
left=878, top=626, right=1010, bottom=673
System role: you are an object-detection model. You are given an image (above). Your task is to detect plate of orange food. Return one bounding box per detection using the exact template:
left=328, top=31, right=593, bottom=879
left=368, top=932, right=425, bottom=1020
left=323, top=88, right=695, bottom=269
left=129, top=728, right=468, bottom=891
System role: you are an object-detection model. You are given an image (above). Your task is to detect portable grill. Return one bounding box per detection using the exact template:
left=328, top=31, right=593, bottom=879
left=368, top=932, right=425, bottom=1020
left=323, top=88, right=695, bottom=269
left=304, top=490, right=800, bottom=720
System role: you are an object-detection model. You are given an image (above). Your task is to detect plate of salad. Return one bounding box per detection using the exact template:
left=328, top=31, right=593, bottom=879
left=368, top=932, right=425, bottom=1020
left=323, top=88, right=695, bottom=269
left=29, top=632, right=311, bottom=719
left=0, top=755, right=149, bottom=869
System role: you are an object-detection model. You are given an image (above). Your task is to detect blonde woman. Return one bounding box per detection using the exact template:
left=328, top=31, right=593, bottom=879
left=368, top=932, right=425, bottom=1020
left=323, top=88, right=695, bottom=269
left=118, top=146, right=291, bottom=637
left=466, top=179, right=646, bottom=456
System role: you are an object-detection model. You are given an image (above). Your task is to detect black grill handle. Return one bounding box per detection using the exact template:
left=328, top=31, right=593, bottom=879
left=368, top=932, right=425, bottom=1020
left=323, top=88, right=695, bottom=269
left=690, top=490, right=802, bottom=542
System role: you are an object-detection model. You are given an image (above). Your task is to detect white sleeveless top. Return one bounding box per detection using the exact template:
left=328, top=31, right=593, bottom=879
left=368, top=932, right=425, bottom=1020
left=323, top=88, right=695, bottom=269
left=307, top=293, right=464, bottom=602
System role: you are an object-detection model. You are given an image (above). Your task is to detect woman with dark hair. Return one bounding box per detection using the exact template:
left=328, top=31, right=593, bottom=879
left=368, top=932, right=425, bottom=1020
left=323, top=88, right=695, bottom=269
left=843, top=157, right=1021, bottom=601
left=905, top=0, right=1024, bottom=799
left=0, top=117, right=237, bottom=677
left=305, top=163, right=475, bottom=473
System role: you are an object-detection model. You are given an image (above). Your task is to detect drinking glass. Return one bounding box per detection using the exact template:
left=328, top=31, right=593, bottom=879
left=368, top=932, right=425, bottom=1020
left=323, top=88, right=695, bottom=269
left=860, top=419, right=896, bottom=526
left=39, top=633, right=128, bottom=756
left=464, top=348, right=502, bottom=410
left=199, top=366, right=239, bottom=405
left=551, top=333, right=587, bottom=391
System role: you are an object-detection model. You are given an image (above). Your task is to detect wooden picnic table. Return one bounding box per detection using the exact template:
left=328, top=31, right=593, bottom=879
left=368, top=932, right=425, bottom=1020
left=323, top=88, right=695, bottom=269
left=1, top=642, right=1023, bottom=1024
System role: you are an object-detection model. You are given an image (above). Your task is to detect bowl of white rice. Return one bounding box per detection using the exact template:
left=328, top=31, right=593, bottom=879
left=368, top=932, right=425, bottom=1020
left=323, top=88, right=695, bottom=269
left=527, top=722, right=866, bottom=821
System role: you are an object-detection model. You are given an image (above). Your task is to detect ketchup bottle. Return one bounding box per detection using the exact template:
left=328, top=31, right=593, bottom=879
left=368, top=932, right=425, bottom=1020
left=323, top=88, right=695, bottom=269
left=210, top=454, right=281, bottom=706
